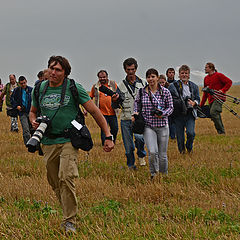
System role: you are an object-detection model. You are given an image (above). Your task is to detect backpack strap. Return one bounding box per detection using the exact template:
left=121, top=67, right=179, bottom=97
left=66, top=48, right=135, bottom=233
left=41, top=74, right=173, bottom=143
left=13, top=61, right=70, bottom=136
left=35, top=79, right=67, bottom=116
left=34, top=81, right=43, bottom=115
left=69, top=79, right=85, bottom=125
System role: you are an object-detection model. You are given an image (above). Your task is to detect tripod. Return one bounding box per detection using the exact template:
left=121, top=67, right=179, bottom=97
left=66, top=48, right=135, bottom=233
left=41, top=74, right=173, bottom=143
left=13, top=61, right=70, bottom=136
left=202, top=87, right=240, bottom=119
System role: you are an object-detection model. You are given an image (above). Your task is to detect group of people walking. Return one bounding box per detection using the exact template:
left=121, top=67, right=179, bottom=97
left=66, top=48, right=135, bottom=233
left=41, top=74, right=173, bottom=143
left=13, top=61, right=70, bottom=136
left=0, top=56, right=232, bottom=234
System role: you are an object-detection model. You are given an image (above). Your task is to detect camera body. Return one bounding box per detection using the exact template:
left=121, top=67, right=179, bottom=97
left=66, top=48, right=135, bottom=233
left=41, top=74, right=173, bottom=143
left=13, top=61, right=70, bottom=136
left=26, top=116, right=51, bottom=153
left=184, top=96, right=193, bottom=109
left=150, top=108, right=163, bottom=117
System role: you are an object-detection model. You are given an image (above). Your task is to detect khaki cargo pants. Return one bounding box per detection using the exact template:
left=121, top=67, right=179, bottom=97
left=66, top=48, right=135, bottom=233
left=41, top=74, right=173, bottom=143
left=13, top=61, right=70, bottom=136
left=42, top=142, right=79, bottom=224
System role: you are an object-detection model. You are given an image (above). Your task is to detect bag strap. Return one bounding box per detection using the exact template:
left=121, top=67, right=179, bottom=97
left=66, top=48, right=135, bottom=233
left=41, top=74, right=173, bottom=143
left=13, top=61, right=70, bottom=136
left=174, top=81, right=182, bottom=97
left=148, top=89, right=156, bottom=107
left=123, top=80, right=135, bottom=99
left=138, top=88, right=143, bottom=113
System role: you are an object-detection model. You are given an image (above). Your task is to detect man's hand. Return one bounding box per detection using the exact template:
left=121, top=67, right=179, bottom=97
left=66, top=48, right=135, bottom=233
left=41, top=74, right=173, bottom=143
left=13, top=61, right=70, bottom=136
left=103, top=140, right=114, bottom=152
left=112, top=93, right=119, bottom=102
left=131, top=112, right=138, bottom=122
left=17, top=106, right=22, bottom=111
left=31, top=119, right=40, bottom=130
left=188, top=99, right=197, bottom=107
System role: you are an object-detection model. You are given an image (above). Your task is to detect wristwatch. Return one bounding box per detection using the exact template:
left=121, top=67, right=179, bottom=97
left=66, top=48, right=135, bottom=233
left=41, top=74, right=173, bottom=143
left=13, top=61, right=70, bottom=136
left=105, top=135, right=114, bottom=141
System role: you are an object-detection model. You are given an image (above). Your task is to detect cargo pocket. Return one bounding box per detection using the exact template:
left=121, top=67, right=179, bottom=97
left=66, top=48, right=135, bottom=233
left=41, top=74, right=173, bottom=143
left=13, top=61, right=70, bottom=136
left=59, top=154, right=79, bottom=180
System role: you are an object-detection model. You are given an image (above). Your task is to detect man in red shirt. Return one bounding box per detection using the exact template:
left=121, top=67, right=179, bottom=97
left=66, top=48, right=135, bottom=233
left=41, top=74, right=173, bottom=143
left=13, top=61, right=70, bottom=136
left=90, top=70, right=118, bottom=145
left=200, top=63, right=232, bottom=134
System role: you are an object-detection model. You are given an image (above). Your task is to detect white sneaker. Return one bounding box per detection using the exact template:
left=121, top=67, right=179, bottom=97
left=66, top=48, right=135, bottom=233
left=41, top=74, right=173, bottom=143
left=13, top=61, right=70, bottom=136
left=139, top=157, right=146, bottom=166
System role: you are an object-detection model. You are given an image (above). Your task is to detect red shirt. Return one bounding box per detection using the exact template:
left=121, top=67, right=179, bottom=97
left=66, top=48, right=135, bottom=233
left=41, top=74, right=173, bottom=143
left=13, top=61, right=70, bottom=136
left=200, top=72, right=232, bottom=106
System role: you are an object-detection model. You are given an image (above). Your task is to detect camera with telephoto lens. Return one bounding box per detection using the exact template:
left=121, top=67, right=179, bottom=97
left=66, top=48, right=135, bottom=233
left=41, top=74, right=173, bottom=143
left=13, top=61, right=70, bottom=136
left=150, top=108, right=163, bottom=116
left=184, top=96, right=193, bottom=109
left=99, top=85, right=115, bottom=97
left=99, top=84, right=124, bottom=108
left=26, top=116, right=51, bottom=153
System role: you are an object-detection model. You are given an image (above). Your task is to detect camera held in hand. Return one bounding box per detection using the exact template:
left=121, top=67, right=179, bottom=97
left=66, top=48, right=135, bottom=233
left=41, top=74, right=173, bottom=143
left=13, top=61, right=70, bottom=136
left=150, top=108, right=163, bottom=117
left=99, top=84, right=124, bottom=108
left=184, top=96, right=193, bottom=109
left=26, top=116, right=51, bottom=153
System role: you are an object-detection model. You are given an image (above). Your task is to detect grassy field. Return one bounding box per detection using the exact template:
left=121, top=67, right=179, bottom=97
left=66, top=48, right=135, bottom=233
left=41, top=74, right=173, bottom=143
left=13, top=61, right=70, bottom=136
left=0, top=86, right=239, bottom=239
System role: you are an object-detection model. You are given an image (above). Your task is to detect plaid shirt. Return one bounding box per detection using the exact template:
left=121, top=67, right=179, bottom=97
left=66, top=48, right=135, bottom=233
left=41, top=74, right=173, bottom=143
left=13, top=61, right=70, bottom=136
left=134, top=86, right=173, bottom=128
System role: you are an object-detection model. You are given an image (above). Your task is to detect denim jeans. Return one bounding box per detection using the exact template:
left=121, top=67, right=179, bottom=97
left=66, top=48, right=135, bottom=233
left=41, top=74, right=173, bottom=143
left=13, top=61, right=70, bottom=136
left=144, top=125, right=169, bottom=176
left=101, top=115, right=118, bottom=145
left=121, top=120, right=146, bottom=168
left=168, top=115, right=176, bottom=139
left=174, top=113, right=195, bottom=153
left=19, top=113, right=31, bottom=146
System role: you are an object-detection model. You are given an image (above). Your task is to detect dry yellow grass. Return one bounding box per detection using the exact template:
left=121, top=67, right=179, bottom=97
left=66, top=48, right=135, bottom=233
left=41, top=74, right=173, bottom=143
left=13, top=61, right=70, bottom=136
left=0, top=86, right=239, bottom=239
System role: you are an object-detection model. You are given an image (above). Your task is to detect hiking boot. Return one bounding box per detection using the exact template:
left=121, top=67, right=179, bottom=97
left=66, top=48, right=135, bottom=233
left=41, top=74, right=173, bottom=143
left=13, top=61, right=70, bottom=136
left=139, top=157, right=146, bottom=166
left=61, top=221, right=76, bottom=234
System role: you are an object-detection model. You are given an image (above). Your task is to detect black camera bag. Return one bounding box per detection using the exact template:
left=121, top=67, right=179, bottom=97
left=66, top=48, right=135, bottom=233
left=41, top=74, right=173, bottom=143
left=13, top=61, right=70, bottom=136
left=66, top=125, right=93, bottom=151
left=68, top=79, right=93, bottom=151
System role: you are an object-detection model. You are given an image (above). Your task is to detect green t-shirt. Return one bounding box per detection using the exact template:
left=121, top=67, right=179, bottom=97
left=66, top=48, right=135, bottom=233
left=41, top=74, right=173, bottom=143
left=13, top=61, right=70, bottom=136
left=31, top=79, right=91, bottom=145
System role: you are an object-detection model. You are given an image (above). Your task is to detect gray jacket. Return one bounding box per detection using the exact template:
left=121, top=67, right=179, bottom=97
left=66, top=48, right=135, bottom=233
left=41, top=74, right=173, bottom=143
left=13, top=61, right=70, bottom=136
left=117, top=77, right=147, bottom=120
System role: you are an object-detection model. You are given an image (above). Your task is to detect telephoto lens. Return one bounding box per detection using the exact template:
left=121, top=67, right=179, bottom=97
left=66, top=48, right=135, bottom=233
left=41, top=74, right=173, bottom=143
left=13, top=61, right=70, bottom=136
left=99, top=85, right=115, bottom=96
left=26, top=116, right=50, bottom=153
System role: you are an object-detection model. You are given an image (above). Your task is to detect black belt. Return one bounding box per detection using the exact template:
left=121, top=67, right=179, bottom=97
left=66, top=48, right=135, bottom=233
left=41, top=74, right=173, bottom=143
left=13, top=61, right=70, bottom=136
left=46, top=133, right=68, bottom=139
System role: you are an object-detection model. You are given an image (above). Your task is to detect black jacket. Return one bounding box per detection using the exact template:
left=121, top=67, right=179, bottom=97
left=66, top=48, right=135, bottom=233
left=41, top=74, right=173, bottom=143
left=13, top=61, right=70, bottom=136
left=11, top=86, right=33, bottom=116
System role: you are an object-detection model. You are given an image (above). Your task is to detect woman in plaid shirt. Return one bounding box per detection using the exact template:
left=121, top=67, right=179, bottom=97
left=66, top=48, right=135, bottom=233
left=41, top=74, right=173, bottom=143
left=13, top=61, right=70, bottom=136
left=133, top=68, right=173, bottom=179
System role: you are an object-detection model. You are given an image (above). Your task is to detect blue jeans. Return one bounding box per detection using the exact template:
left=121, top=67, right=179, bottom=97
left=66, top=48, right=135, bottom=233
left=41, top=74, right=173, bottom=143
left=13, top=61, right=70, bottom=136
left=19, top=113, right=31, bottom=146
left=174, top=113, right=195, bottom=153
left=168, top=116, right=176, bottom=139
left=101, top=115, right=118, bottom=145
left=121, top=120, right=146, bottom=168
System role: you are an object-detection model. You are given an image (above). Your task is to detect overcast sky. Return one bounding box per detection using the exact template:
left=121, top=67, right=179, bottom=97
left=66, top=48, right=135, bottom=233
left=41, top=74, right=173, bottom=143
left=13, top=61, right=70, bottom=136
left=0, top=0, right=239, bottom=90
